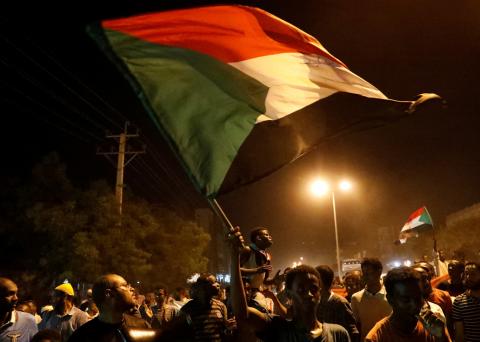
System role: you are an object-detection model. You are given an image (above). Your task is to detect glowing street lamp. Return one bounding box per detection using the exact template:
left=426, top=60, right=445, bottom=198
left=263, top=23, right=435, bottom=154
left=309, top=178, right=353, bottom=280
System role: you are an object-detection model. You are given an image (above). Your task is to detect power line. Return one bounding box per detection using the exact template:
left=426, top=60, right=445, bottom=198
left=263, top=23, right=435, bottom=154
left=0, top=33, right=124, bottom=130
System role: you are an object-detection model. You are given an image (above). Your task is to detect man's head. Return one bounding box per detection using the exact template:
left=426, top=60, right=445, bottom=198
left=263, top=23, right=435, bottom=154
left=285, top=265, right=321, bottom=312
left=52, top=283, right=74, bottom=310
left=31, top=329, right=61, bottom=342
left=344, top=270, right=363, bottom=297
left=438, top=250, right=446, bottom=262
left=415, top=262, right=435, bottom=277
left=448, top=260, right=465, bottom=285
left=315, top=265, right=334, bottom=293
left=0, top=277, right=18, bottom=313
left=154, top=285, right=168, bottom=305
left=190, top=274, right=220, bottom=302
left=361, top=258, right=383, bottom=287
left=463, top=262, right=480, bottom=290
left=144, top=292, right=156, bottom=306
left=175, top=287, right=189, bottom=300
left=385, top=267, right=424, bottom=319
left=413, top=264, right=432, bottom=297
left=92, top=274, right=136, bottom=313
left=250, top=227, right=272, bottom=249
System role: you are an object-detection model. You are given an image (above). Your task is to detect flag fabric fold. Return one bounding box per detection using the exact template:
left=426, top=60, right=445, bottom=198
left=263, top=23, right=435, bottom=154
left=396, top=206, right=434, bottom=244
left=88, top=5, right=440, bottom=197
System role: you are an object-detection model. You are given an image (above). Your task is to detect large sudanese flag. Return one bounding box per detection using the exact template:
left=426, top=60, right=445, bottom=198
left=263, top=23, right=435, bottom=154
left=88, top=5, right=440, bottom=198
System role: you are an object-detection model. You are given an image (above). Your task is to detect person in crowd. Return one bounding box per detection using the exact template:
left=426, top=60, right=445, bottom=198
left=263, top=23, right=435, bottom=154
left=15, top=300, right=42, bottom=324
left=151, top=286, right=179, bottom=329
left=177, top=274, right=234, bottom=341
left=351, top=258, right=392, bottom=340
left=79, top=289, right=98, bottom=318
left=173, top=287, right=190, bottom=307
left=343, top=270, right=363, bottom=302
left=436, top=250, right=448, bottom=277
left=316, top=265, right=360, bottom=342
left=39, top=283, right=90, bottom=341
left=31, top=329, right=61, bottom=342
left=68, top=274, right=153, bottom=342
left=275, top=267, right=292, bottom=309
left=413, top=264, right=453, bottom=334
left=452, top=261, right=480, bottom=342
left=229, top=228, right=350, bottom=342
left=139, top=292, right=157, bottom=325
left=366, top=267, right=450, bottom=341
left=0, top=277, right=38, bottom=342
left=437, top=260, right=466, bottom=297
left=240, top=227, right=280, bottom=312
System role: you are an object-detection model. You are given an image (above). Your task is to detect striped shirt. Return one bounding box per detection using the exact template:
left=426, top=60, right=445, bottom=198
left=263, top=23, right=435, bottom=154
left=452, top=292, right=480, bottom=342
left=181, top=298, right=228, bottom=341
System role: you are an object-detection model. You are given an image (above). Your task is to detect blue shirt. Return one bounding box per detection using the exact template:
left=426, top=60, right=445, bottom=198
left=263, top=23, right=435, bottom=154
left=0, top=310, right=38, bottom=342
left=39, top=306, right=90, bottom=341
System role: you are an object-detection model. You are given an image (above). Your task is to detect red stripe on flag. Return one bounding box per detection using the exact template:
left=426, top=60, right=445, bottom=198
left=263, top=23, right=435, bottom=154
left=407, top=207, right=425, bottom=222
left=102, top=5, right=345, bottom=66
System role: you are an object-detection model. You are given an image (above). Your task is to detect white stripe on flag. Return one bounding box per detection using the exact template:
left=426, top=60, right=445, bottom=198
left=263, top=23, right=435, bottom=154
left=229, top=52, right=387, bottom=123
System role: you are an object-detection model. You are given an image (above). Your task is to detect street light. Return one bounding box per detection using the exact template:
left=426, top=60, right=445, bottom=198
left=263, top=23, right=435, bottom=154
left=309, top=178, right=353, bottom=280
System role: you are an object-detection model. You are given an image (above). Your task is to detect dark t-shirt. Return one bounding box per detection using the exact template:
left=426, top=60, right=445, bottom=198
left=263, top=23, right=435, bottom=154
left=68, top=314, right=152, bottom=342
left=257, top=316, right=351, bottom=342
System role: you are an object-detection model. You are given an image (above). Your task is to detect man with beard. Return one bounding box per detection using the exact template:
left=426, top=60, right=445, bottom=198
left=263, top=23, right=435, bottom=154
left=240, top=227, right=279, bottom=312
left=229, top=228, right=350, bottom=342
left=0, top=277, right=37, bottom=342
left=452, top=261, right=480, bottom=342
left=366, top=267, right=450, bottom=342
left=68, top=274, right=152, bottom=342
left=39, top=283, right=90, bottom=341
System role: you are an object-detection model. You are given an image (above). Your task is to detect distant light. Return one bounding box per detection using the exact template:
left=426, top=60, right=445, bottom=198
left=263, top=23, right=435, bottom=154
left=339, top=180, right=352, bottom=192
left=300, top=257, right=304, bottom=261
left=293, top=262, right=298, bottom=268
left=404, top=260, right=412, bottom=267
left=224, top=275, right=231, bottom=283
left=136, top=281, right=140, bottom=284
left=392, top=261, right=401, bottom=268
left=310, top=180, right=330, bottom=197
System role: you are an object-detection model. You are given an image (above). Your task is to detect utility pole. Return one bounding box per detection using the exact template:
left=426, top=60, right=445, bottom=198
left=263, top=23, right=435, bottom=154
left=97, top=122, right=145, bottom=216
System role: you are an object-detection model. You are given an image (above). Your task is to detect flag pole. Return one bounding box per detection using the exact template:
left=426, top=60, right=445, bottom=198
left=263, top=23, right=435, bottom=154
left=208, top=198, right=248, bottom=251
left=424, top=206, right=440, bottom=275
left=209, top=198, right=235, bottom=233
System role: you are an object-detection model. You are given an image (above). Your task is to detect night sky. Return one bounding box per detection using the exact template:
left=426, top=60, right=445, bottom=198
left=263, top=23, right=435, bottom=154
left=2, top=1, right=480, bottom=269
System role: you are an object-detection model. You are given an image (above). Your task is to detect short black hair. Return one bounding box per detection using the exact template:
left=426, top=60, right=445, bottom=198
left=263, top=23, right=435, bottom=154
left=448, top=260, right=465, bottom=271
left=32, top=329, right=61, bottom=342
left=361, top=258, right=383, bottom=272
left=250, top=227, right=268, bottom=242
left=384, top=267, right=421, bottom=295
left=413, top=262, right=435, bottom=276
left=315, top=265, right=334, bottom=289
left=285, top=265, right=320, bottom=290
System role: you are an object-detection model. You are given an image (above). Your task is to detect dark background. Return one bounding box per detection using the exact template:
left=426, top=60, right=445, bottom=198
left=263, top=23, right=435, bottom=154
left=2, top=0, right=479, bottom=269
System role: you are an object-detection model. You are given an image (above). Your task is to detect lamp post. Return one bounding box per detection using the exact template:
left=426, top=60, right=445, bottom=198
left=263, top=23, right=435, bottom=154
left=310, top=179, right=353, bottom=280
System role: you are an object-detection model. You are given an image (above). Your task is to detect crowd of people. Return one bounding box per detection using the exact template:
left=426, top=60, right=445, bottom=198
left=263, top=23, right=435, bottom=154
left=1, top=227, right=479, bottom=342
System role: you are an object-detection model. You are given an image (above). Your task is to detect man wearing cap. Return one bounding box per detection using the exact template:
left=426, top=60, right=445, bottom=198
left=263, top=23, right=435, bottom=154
left=39, top=283, right=89, bottom=341
left=0, top=277, right=38, bottom=342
